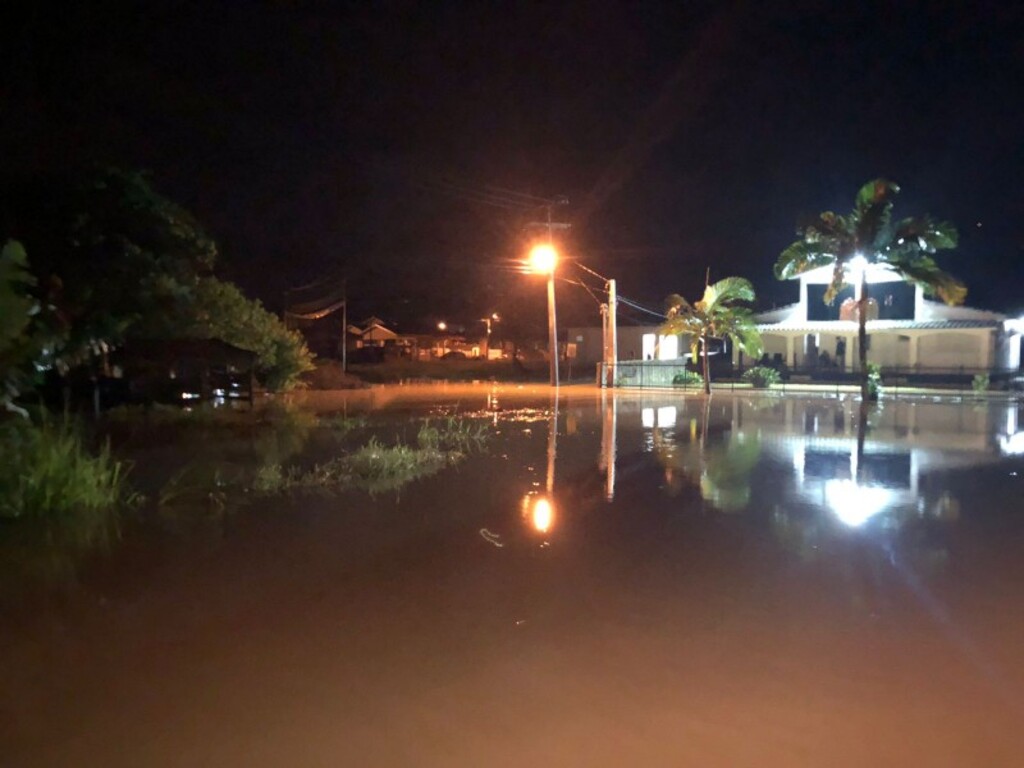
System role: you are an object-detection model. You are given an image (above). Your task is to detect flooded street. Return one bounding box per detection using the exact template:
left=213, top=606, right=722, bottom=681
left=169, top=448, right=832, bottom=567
left=3, top=384, right=1024, bottom=766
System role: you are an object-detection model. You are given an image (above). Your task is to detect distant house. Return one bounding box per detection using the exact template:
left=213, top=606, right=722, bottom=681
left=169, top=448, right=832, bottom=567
left=346, top=317, right=421, bottom=359
left=352, top=317, right=399, bottom=348
left=747, top=264, right=1022, bottom=380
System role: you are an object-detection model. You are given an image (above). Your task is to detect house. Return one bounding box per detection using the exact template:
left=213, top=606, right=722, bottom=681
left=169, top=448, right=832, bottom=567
left=744, top=263, right=1022, bottom=381
left=346, top=317, right=423, bottom=360
left=567, top=324, right=693, bottom=366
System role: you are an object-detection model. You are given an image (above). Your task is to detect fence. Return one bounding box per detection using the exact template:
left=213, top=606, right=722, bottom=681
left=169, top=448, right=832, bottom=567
left=599, top=360, right=1024, bottom=396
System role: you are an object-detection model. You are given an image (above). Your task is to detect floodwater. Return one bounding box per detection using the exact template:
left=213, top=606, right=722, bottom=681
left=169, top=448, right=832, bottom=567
left=3, top=384, right=1024, bottom=767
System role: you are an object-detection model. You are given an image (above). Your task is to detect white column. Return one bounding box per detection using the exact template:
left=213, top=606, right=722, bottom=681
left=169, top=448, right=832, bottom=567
left=908, top=334, right=919, bottom=370
left=786, top=335, right=796, bottom=368
left=979, top=331, right=991, bottom=369
left=847, top=335, right=856, bottom=372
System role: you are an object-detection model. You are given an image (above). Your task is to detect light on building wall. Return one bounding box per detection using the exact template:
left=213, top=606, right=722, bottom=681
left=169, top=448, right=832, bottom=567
left=849, top=253, right=868, bottom=276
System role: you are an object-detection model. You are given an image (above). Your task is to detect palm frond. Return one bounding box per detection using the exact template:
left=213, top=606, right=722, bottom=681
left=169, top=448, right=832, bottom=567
left=887, top=254, right=967, bottom=305
left=706, top=277, right=755, bottom=307
left=775, top=240, right=837, bottom=279
left=854, top=179, right=899, bottom=217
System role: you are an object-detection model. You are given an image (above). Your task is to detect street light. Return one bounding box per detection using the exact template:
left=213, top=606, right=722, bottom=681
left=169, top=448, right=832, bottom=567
left=528, top=243, right=559, bottom=387
left=479, top=313, right=500, bottom=359
left=437, top=321, right=448, bottom=356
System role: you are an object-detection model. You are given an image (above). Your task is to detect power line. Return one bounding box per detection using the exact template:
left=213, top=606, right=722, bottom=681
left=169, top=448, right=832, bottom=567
left=617, top=295, right=666, bottom=320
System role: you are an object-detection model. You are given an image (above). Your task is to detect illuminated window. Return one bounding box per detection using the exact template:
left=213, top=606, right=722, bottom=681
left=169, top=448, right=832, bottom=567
left=658, top=335, right=679, bottom=360
left=642, top=334, right=656, bottom=360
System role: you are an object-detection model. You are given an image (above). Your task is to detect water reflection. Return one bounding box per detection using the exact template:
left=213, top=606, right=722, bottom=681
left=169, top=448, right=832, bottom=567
left=597, top=393, right=1024, bottom=532
left=522, top=495, right=554, bottom=534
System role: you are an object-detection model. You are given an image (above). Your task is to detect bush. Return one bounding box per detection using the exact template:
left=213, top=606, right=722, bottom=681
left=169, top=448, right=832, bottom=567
left=866, top=362, right=883, bottom=399
left=972, top=373, right=990, bottom=393
left=672, top=369, right=703, bottom=387
left=301, top=360, right=367, bottom=390
left=741, top=366, right=781, bottom=389
left=0, top=418, right=129, bottom=519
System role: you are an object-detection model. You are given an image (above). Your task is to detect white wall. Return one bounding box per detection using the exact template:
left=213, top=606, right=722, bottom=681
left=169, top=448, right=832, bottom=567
left=917, top=332, right=988, bottom=369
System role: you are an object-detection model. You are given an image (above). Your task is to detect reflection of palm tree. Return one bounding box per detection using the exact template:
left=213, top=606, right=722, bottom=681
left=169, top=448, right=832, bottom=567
left=655, top=399, right=761, bottom=512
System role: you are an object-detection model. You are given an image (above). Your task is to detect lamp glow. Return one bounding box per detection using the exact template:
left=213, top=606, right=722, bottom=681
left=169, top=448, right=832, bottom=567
left=522, top=494, right=555, bottom=534
left=528, top=244, right=558, bottom=274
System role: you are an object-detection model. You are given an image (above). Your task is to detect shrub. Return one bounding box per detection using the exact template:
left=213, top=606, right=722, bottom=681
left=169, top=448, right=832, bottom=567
left=0, top=418, right=129, bottom=519
left=672, top=369, right=703, bottom=387
left=972, top=373, right=990, bottom=393
left=741, top=366, right=781, bottom=389
left=866, top=362, right=883, bottom=399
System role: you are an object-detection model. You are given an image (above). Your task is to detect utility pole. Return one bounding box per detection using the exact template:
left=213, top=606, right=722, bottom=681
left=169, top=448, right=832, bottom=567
left=545, top=204, right=559, bottom=388
left=526, top=197, right=570, bottom=388
left=341, top=290, right=347, bottom=373
left=575, top=261, right=618, bottom=388
left=606, top=278, right=617, bottom=388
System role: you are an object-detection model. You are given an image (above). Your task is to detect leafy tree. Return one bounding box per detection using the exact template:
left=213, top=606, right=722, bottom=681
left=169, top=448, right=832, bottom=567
left=3, top=169, right=312, bottom=391
left=775, top=179, right=965, bottom=400
left=0, top=241, right=65, bottom=414
left=189, top=277, right=314, bottom=391
left=662, top=277, right=763, bottom=394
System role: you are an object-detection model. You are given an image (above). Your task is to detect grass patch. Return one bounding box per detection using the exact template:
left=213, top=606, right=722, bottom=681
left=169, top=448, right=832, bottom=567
left=255, top=440, right=456, bottom=496
left=256, top=417, right=490, bottom=497
left=416, top=416, right=489, bottom=452
left=0, top=417, right=130, bottom=520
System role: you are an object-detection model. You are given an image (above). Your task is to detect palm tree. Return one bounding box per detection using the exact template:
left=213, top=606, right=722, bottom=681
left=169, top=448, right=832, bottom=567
left=775, top=179, right=965, bottom=400
left=662, top=277, right=763, bottom=394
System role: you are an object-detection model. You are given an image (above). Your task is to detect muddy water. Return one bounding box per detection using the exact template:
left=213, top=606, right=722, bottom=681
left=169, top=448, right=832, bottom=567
left=3, top=384, right=1024, bottom=767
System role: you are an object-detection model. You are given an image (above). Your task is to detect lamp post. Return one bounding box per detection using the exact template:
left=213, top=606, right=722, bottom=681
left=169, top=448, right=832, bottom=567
left=528, top=244, right=559, bottom=387
left=437, top=321, right=448, bottom=356
left=480, top=312, right=500, bottom=358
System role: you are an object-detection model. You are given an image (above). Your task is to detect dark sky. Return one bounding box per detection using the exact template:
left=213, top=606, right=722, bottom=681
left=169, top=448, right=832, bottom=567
left=4, top=1, right=1023, bottom=332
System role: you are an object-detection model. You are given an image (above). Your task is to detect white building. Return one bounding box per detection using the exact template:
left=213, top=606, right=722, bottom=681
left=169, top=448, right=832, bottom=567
left=745, top=263, right=1022, bottom=379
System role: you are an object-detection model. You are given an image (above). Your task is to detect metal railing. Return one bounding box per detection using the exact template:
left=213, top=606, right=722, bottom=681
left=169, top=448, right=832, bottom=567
left=600, top=360, right=1024, bottom=398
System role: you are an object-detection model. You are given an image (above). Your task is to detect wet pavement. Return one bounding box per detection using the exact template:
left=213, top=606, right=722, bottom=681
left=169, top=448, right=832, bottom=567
left=3, top=384, right=1024, bottom=766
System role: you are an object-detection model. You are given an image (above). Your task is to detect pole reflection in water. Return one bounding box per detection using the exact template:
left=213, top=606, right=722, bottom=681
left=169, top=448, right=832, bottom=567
left=546, top=395, right=558, bottom=493
left=523, top=397, right=560, bottom=537
left=599, top=391, right=617, bottom=501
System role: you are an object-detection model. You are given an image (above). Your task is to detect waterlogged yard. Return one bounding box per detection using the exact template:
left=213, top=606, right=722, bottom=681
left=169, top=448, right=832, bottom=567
left=3, top=384, right=1024, bottom=766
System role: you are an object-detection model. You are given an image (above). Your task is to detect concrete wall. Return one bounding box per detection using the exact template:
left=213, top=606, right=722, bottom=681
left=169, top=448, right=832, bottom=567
left=918, top=331, right=988, bottom=369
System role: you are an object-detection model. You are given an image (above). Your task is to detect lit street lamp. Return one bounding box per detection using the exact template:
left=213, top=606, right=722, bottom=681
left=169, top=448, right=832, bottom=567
left=437, top=321, right=448, bottom=356
left=528, top=243, right=559, bottom=387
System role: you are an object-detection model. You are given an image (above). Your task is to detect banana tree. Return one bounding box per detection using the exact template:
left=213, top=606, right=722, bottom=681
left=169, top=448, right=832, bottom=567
left=775, top=179, right=965, bottom=400
left=662, top=277, right=763, bottom=394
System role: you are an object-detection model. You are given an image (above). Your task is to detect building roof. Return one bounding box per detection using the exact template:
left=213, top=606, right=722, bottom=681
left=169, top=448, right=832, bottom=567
left=757, top=319, right=1000, bottom=333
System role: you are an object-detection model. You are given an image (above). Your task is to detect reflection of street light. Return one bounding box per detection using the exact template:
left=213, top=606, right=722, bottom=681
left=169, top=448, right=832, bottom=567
left=522, top=494, right=555, bottom=534
left=528, top=244, right=559, bottom=387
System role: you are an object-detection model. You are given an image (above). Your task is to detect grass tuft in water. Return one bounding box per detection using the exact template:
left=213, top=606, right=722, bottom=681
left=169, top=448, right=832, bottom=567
left=416, top=416, right=489, bottom=452
left=0, top=417, right=130, bottom=520
left=255, top=418, right=489, bottom=498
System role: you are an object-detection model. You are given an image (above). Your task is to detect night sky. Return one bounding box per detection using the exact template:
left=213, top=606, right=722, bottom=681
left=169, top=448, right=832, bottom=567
left=4, top=1, right=1023, bottom=333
